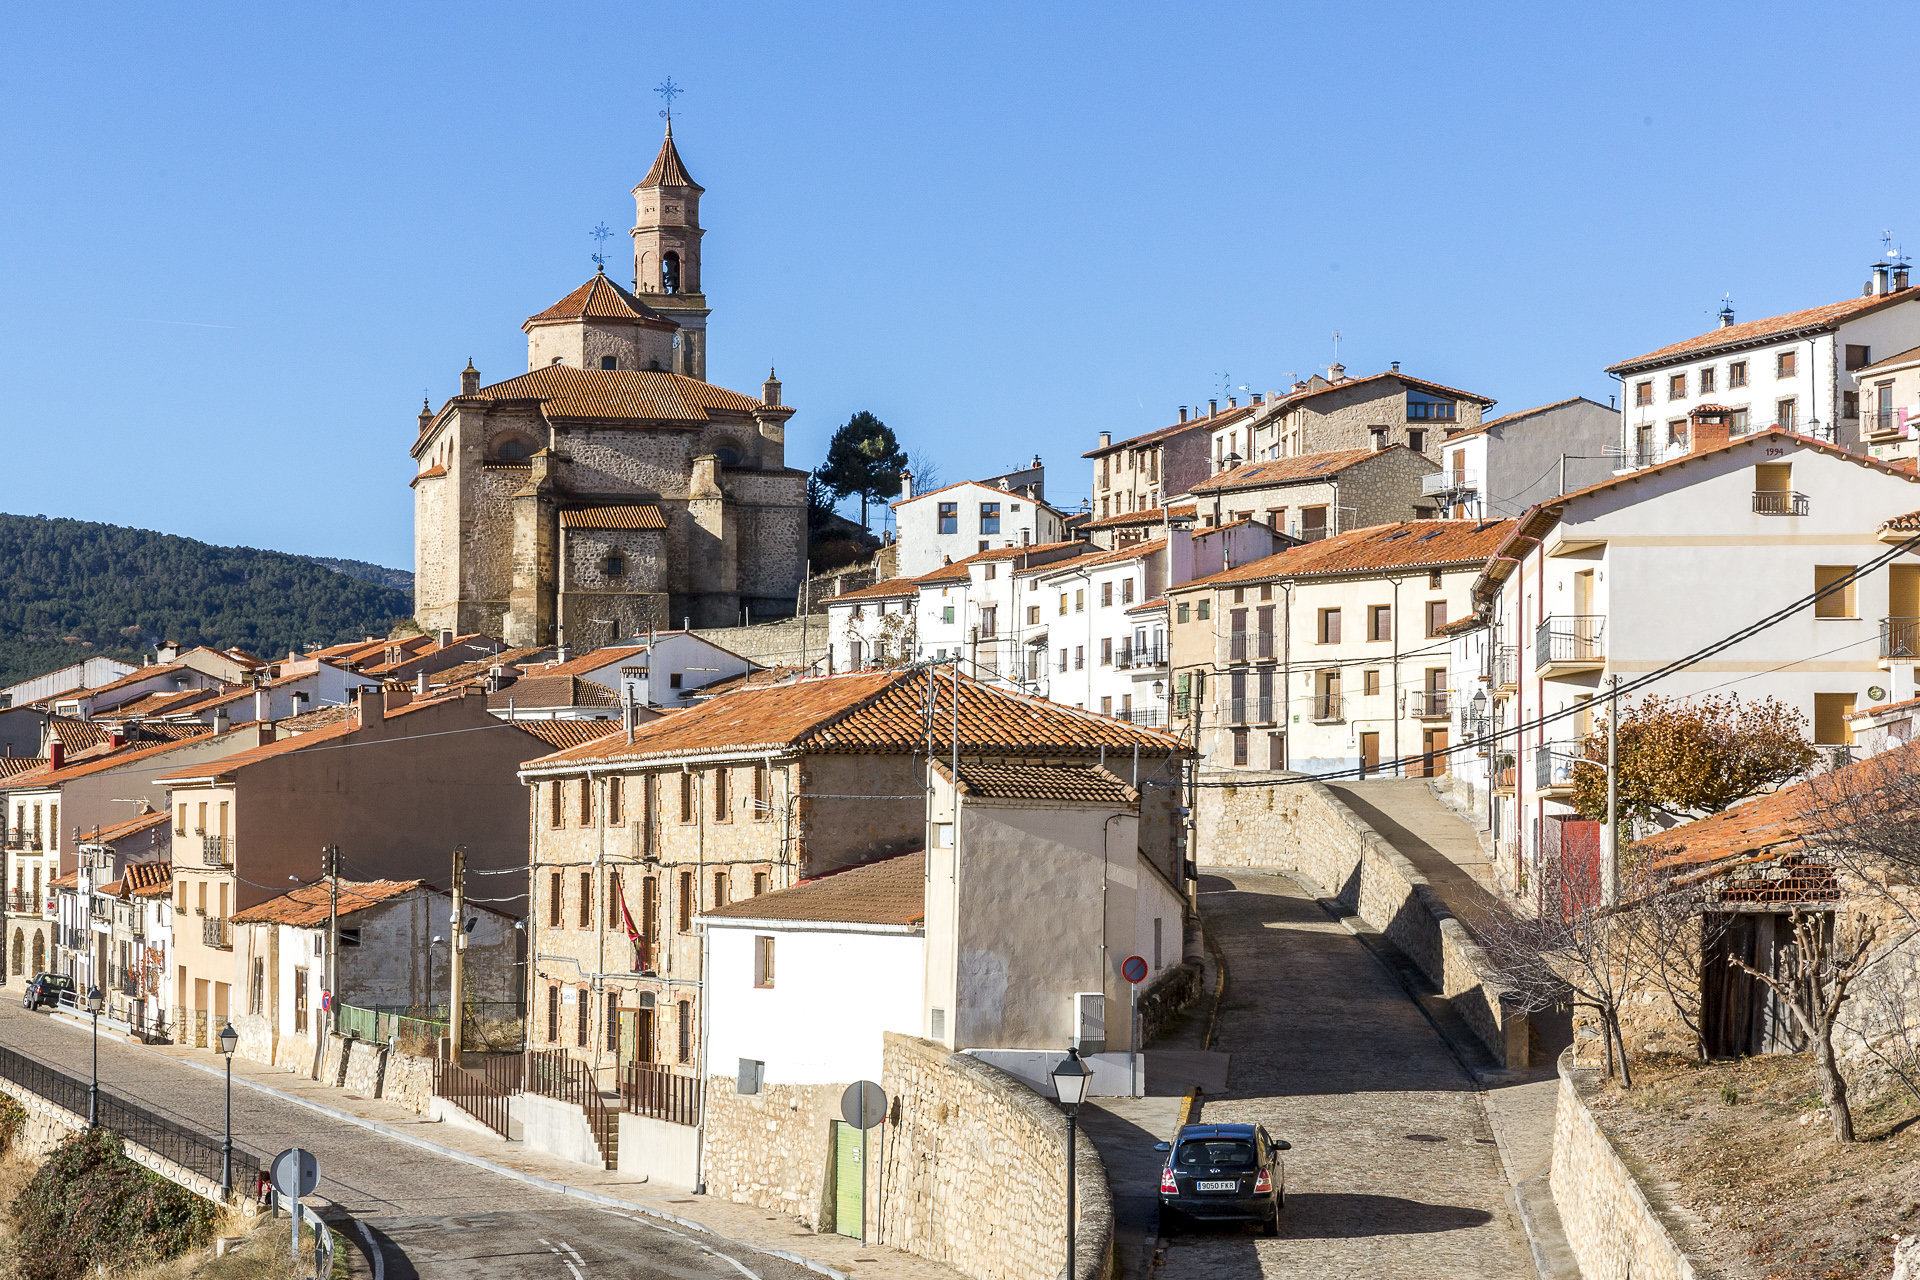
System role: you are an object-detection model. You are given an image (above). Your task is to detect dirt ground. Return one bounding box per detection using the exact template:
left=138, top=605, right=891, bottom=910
left=1588, top=1053, right=1920, bottom=1280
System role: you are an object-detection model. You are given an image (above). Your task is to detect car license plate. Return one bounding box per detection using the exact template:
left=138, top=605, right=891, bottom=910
left=1196, top=1180, right=1237, bottom=1192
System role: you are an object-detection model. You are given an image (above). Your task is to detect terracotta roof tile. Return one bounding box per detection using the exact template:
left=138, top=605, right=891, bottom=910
left=50, top=871, right=79, bottom=890
left=690, top=665, right=812, bottom=697
left=3, top=730, right=218, bottom=790
left=1081, top=415, right=1228, bottom=460
left=526, top=271, right=675, bottom=329
left=558, top=505, right=667, bottom=530
left=513, top=719, right=625, bottom=752
left=936, top=760, right=1137, bottom=804
left=1607, top=291, right=1920, bottom=373
left=410, top=465, right=448, bottom=487
left=530, top=645, right=652, bottom=677
left=1175, top=519, right=1516, bottom=590
left=104, top=860, right=171, bottom=899
left=1126, top=595, right=1169, bottom=615
left=488, top=675, right=621, bottom=712
left=1189, top=448, right=1384, bottom=495
left=639, top=125, right=702, bottom=192
left=522, top=668, right=1184, bottom=770
left=81, top=811, right=170, bottom=846
left=231, top=879, right=427, bottom=928
left=1032, top=539, right=1165, bottom=575
left=472, top=364, right=765, bottom=423
left=829, top=576, right=924, bottom=603
left=1444, top=397, right=1605, bottom=441
left=154, top=722, right=355, bottom=783
left=1857, top=342, right=1920, bottom=375
left=889, top=479, right=1060, bottom=515
left=1079, top=503, right=1197, bottom=532
left=702, top=852, right=923, bottom=926
left=1882, top=508, right=1920, bottom=532
left=0, top=757, right=48, bottom=779
left=1265, top=370, right=1495, bottom=415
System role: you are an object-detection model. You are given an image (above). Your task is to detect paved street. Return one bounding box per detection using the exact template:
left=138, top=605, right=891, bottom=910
left=0, top=1001, right=811, bottom=1280
left=1159, top=869, right=1536, bottom=1279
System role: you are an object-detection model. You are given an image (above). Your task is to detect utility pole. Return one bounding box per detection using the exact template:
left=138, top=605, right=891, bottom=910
left=449, top=844, right=467, bottom=1062
left=324, top=845, right=340, bottom=1036
left=1603, top=675, right=1620, bottom=906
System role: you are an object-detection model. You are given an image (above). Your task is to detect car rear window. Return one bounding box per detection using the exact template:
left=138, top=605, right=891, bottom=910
left=1174, top=1138, right=1256, bottom=1169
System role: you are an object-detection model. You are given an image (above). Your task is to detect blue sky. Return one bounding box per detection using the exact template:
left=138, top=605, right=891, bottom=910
left=2, top=1, right=1912, bottom=568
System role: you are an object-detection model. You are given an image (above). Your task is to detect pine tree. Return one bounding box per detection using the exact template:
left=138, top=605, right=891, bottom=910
left=814, top=411, right=909, bottom=531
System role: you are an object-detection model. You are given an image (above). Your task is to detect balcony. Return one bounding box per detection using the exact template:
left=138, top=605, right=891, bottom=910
left=202, top=916, right=231, bottom=949
left=1882, top=617, right=1920, bottom=661
left=5, top=891, right=32, bottom=915
left=1421, top=470, right=1480, bottom=498
left=1535, top=742, right=1586, bottom=795
left=1311, top=693, right=1345, bottom=724
left=1864, top=408, right=1903, bottom=439
left=89, top=897, right=109, bottom=921
left=1407, top=689, right=1451, bottom=720
left=1753, top=490, right=1809, bottom=517
left=1218, top=697, right=1278, bottom=725
left=1535, top=615, right=1605, bottom=677
left=1494, top=644, right=1518, bottom=690
left=1123, top=707, right=1167, bottom=729
left=3, top=827, right=21, bottom=851
left=1226, top=631, right=1276, bottom=663
left=1117, top=642, right=1167, bottom=669
left=200, top=835, right=230, bottom=867
left=1495, top=760, right=1517, bottom=793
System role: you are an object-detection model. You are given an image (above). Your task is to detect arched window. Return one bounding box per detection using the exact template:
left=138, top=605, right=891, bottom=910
left=31, top=931, right=44, bottom=975
left=10, top=930, right=21, bottom=976
left=661, top=252, right=680, bottom=295
left=495, top=438, right=531, bottom=463
left=714, top=447, right=741, bottom=468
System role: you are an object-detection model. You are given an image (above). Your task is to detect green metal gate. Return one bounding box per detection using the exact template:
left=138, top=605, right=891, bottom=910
left=832, top=1120, right=863, bottom=1237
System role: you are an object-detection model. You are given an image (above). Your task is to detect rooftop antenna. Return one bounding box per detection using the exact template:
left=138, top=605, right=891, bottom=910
left=1883, top=229, right=1899, bottom=260
left=655, top=76, right=683, bottom=124
left=1331, top=329, right=1343, bottom=363
left=590, top=222, right=615, bottom=271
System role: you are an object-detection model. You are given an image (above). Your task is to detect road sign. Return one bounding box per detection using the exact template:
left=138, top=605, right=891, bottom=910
left=319, top=990, right=333, bottom=1013
left=840, top=1080, right=887, bottom=1129
left=1121, top=955, right=1149, bottom=985
left=271, top=1148, right=320, bottom=1200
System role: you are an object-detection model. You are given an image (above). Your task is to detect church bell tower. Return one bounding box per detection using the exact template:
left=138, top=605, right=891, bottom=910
left=631, top=121, right=709, bottom=381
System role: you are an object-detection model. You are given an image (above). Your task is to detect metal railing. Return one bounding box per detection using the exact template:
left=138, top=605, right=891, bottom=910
left=3, top=828, right=21, bottom=850
left=6, top=891, right=34, bottom=915
left=1753, top=490, right=1809, bottom=516
left=200, top=835, right=230, bottom=867
left=1123, top=707, right=1167, bottom=728
left=526, top=1049, right=618, bottom=1169
left=89, top=898, right=110, bottom=921
left=1535, top=615, right=1605, bottom=666
left=1535, top=743, right=1586, bottom=790
left=1225, top=631, right=1276, bottom=663
left=434, top=1052, right=522, bottom=1140
left=1882, top=617, right=1920, bottom=660
left=1407, top=689, right=1451, bottom=718
left=1421, top=470, right=1479, bottom=496
left=0, top=1041, right=263, bottom=1190
left=1312, top=693, right=1345, bottom=723
left=1217, top=697, right=1276, bottom=725
left=1864, top=408, right=1902, bottom=437
left=621, top=1061, right=701, bottom=1126
left=202, top=916, right=231, bottom=949
left=1118, top=643, right=1167, bottom=668
left=1494, top=644, right=1518, bottom=687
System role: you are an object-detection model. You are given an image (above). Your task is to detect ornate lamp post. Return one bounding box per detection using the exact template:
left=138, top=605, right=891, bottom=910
left=85, top=985, right=104, bottom=1126
left=218, top=1021, right=238, bottom=1199
left=1050, top=1047, right=1093, bottom=1280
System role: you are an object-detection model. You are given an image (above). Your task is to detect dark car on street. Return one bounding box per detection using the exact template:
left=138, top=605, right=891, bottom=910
left=21, top=972, right=72, bottom=1011
left=1157, top=1122, right=1289, bottom=1235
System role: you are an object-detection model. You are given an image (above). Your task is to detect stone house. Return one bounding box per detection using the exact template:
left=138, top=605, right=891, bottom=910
left=1187, top=445, right=1438, bottom=541
left=1084, top=411, right=1227, bottom=520
left=412, top=125, right=806, bottom=642
left=227, top=878, right=518, bottom=1073
left=1167, top=519, right=1515, bottom=777
left=1253, top=366, right=1494, bottom=462
left=514, top=667, right=1186, bottom=1092
left=889, top=479, right=1067, bottom=578
left=1078, top=501, right=1195, bottom=551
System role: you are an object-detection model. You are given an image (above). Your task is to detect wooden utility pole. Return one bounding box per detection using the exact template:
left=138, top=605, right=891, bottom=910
left=449, top=845, right=467, bottom=1062
left=324, top=845, right=340, bottom=1036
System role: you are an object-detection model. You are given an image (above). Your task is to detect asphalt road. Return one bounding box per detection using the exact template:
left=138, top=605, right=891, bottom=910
left=0, top=1001, right=810, bottom=1280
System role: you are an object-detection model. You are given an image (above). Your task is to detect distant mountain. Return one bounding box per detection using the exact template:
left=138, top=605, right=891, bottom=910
left=0, top=513, right=416, bottom=686
left=308, top=556, right=415, bottom=593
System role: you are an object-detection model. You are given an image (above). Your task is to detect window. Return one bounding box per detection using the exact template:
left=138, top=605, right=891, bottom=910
left=1368, top=605, right=1391, bottom=642
left=677, top=1000, right=692, bottom=1062
left=1101, top=582, right=1113, bottom=607
left=980, top=503, right=1000, bottom=534
left=679, top=773, right=694, bottom=823
left=1232, top=729, right=1249, bottom=766
left=547, top=984, right=560, bottom=1043
left=713, top=767, right=730, bottom=821
left=753, top=872, right=768, bottom=896
left=1429, top=570, right=1443, bottom=589
left=942, top=604, right=955, bottom=624
left=1846, top=344, right=1872, bottom=371
left=579, top=778, right=593, bottom=826
left=1729, top=360, right=1748, bottom=388
left=1776, top=350, right=1797, bottom=378
left=1057, top=648, right=1067, bottom=672
left=1407, top=428, right=1426, bottom=453
left=1059, top=593, right=1069, bottom=617
left=979, top=606, right=997, bottom=638
left=196, top=802, right=207, bottom=834
left=1843, top=390, right=1859, bottom=419
left=713, top=871, right=728, bottom=910
left=738, top=1058, right=765, bottom=1095
left=1100, top=695, right=1112, bottom=715
left=1369, top=425, right=1388, bottom=451
left=668, top=672, right=683, bottom=689
left=1699, top=366, right=1716, bottom=394
left=982, top=563, right=996, bottom=581
left=1813, top=693, right=1857, bottom=746
left=1425, top=600, right=1449, bottom=636
left=1732, top=408, right=1749, bottom=432
left=607, top=776, right=623, bottom=826
left=1317, top=608, right=1341, bottom=644
left=549, top=781, right=563, bottom=829
left=1073, top=645, right=1084, bottom=670
left=1122, top=578, right=1134, bottom=604
left=661, top=251, right=680, bottom=293
left=175, top=806, right=186, bottom=837
left=249, top=958, right=264, bottom=1016
left=579, top=870, right=593, bottom=928
left=1100, top=638, right=1113, bottom=665
left=601, top=354, right=618, bottom=370
left=678, top=871, right=693, bottom=931
left=293, top=968, right=309, bottom=1034
left=1177, top=602, right=1190, bottom=623
left=752, top=763, right=768, bottom=820
left=754, top=936, right=776, bottom=987
left=1634, top=381, right=1653, bottom=406
left=1813, top=565, right=1857, bottom=619
left=1026, top=605, right=1040, bottom=625
left=1363, top=669, right=1381, bottom=696
left=577, top=988, right=590, bottom=1046
left=1776, top=398, right=1798, bottom=429
left=642, top=876, right=659, bottom=945
left=937, top=503, right=958, bottom=535
left=1075, top=589, right=1085, bottom=613
left=1197, top=600, right=1210, bottom=621
left=604, top=550, right=626, bottom=578
left=549, top=871, right=563, bottom=928
left=606, top=993, right=620, bottom=1051
left=1668, top=373, right=1687, bottom=400
left=608, top=872, right=622, bottom=924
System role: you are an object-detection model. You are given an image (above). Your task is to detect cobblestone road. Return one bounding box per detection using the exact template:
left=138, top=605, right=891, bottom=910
left=1158, top=870, right=1536, bottom=1279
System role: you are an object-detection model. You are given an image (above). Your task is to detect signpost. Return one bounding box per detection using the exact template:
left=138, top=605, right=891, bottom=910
left=840, top=1080, right=888, bottom=1246
left=271, top=1148, right=320, bottom=1261
left=1122, top=955, right=1149, bottom=1097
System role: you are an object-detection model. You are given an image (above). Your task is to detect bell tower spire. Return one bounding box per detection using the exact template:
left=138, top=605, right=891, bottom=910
left=632, top=83, right=709, bottom=381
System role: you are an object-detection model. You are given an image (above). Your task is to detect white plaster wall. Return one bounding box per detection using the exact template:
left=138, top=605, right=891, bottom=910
left=894, top=483, right=1061, bottom=578
left=617, top=1110, right=700, bottom=1186
left=705, top=924, right=922, bottom=1085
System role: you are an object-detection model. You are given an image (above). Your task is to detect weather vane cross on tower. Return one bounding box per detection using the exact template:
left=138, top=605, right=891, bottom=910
left=656, top=76, right=683, bottom=123
left=590, top=222, right=614, bottom=269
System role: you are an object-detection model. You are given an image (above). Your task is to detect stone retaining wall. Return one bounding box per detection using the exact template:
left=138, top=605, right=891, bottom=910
left=702, top=1077, right=842, bottom=1227
left=383, top=1051, right=435, bottom=1115
left=344, top=1039, right=388, bottom=1097
left=0, top=1078, right=233, bottom=1209
left=1549, top=1053, right=1713, bottom=1280
left=876, top=1032, right=1111, bottom=1280
left=1136, top=956, right=1202, bottom=1044
left=319, top=1033, right=351, bottom=1086
left=1196, top=769, right=1525, bottom=1067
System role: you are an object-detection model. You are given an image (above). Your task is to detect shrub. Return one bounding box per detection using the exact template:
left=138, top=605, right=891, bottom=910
left=5, top=1128, right=216, bottom=1280
left=0, top=1096, right=24, bottom=1156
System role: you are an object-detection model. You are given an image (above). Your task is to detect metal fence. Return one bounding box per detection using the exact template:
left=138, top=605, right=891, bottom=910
left=433, top=1052, right=523, bottom=1139
left=0, top=1041, right=263, bottom=1190
left=526, top=1049, right=618, bottom=1169
left=620, top=1061, right=701, bottom=1126
left=337, top=1002, right=525, bottom=1056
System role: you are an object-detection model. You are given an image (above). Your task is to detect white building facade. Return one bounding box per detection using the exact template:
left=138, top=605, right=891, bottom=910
left=891, top=481, right=1067, bottom=579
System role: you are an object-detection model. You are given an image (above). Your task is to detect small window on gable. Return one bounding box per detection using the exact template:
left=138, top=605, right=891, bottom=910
left=604, top=551, right=626, bottom=579
left=601, top=355, right=618, bottom=370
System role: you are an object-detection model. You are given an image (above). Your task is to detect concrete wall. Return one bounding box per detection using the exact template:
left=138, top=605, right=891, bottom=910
left=616, top=1109, right=700, bottom=1187
left=1195, top=768, right=1526, bottom=1067
left=876, top=1032, right=1111, bottom=1280
left=1550, top=1055, right=1705, bottom=1280
left=516, top=1090, right=605, bottom=1168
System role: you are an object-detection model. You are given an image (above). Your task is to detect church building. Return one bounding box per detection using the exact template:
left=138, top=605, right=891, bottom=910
left=411, top=124, right=807, bottom=645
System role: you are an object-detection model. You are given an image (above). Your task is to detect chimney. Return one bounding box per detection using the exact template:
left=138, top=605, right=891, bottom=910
left=438, top=629, right=453, bottom=649
left=1718, top=302, right=1735, bottom=328
left=156, top=642, right=178, bottom=663
left=211, top=708, right=231, bottom=736
left=1292, top=380, right=1309, bottom=393
left=1177, top=407, right=1187, bottom=423
left=1873, top=263, right=1891, bottom=296
left=253, top=689, right=269, bottom=723
left=1391, top=361, right=1400, bottom=373
left=107, top=727, right=125, bottom=750
left=762, top=367, right=782, bottom=407
left=353, top=685, right=384, bottom=727
left=417, top=397, right=433, bottom=433
left=1251, top=392, right=1263, bottom=405
left=1898, top=264, right=1912, bottom=292
left=415, top=671, right=428, bottom=695
left=486, top=665, right=506, bottom=693
left=48, top=741, right=63, bottom=771
left=1689, top=406, right=1734, bottom=455
left=1228, top=396, right=1237, bottom=408
left=461, top=359, right=480, bottom=396
left=1100, top=431, right=1113, bottom=447
left=1208, top=399, right=1218, bottom=417
left=1328, top=363, right=1346, bottom=381
left=899, top=467, right=914, bottom=502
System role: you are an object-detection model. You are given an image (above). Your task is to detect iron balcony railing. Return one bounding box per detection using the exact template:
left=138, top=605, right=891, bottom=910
left=1882, top=617, right=1920, bottom=660
left=1864, top=408, right=1902, bottom=437
left=1494, top=644, right=1518, bottom=687
left=1459, top=714, right=1493, bottom=743
left=6, top=891, right=33, bottom=915
left=1421, top=470, right=1480, bottom=496
left=200, top=835, right=230, bottom=867
left=1226, top=631, right=1276, bottom=662
left=1535, top=615, right=1605, bottom=667
left=1217, top=698, right=1276, bottom=725
left=1407, top=689, right=1451, bottom=719
left=3, top=828, right=21, bottom=850
left=1535, top=742, right=1586, bottom=790
left=89, top=897, right=109, bottom=921
left=1124, top=707, right=1167, bottom=728
left=1753, top=490, right=1809, bottom=516
left=1118, top=642, right=1167, bottom=669
left=1312, top=693, right=1345, bottom=723
left=202, top=916, right=231, bottom=949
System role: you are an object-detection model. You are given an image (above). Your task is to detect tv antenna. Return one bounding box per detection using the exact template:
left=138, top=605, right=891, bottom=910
left=591, top=222, right=615, bottom=270
left=1331, top=329, right=1343, bottom=363
left=656, top=76, right=683, bottom=123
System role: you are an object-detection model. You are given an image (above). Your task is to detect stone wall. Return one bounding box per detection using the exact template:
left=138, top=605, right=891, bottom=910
left=876, top=1032, right=1111, bottom=1280
left=702, top=1076, right=843, bottom=1227
left=319, top=1033, right=351, bottom=1087
left=344, top=1039, right=389, bottom=1098
left=1195, top=769, right=1526, bottom=1067
left=1549, top=1055, right=1708, bottom=1280
left=383, top=1051, right=436, bottom=1116
left=1136, top=955, right=1202, bottom=1045
left=0, top=1078, right=232, bottom=1208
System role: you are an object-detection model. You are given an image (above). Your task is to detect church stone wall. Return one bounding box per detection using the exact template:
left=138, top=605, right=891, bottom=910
left=562, top=427, right=700, bottom=497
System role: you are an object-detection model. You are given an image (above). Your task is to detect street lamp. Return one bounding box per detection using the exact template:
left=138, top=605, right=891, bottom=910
left=1050, top=1047, right=1094, bottom=1280
left=217, top=1021, right=238, bottom=1199
left=85, top=986, right=104, bottom=1126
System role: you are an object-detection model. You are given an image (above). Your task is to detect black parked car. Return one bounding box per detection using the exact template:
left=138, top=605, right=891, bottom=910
left=22, top=973, right=73, bottom=1011
left=1157, top=1122, right=1289, bottom=1235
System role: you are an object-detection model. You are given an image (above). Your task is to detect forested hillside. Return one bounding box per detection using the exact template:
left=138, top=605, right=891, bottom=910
left=0, top=514, right=414, bottom=685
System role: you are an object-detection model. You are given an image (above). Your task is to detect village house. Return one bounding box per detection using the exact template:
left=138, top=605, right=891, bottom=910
left=1850, top=342, right=1920, bottom=466
left=1430, top=396, right=1621, bottom=519
left=1187, top=445, right=1438, bottom=541
left=1084, top=409, right=1232, bottom=521
left=889, top=478, right=1067, bottom=577
left=883, top=542, right=1092, bottom=685
left=1251, top=366, right=1495, bottom=462
left=1167, top=519, right=1515, bottom=776
left=1448, top=424, right=1920, bottom=899
left=519, top=634, right=753, bottom=711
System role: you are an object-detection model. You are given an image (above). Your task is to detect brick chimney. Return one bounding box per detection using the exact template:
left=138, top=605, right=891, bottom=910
left=1689, top=405, right=1735, bottom=454
left=48, top=740, right=64, bottom=770
left=107, top=727, right=126, bottom=750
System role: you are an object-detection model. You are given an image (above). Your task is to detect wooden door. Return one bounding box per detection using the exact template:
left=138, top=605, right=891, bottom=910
left=1422, top=728, right=1449, bottom=777
left=1359, top=732, right=1380, bottom=777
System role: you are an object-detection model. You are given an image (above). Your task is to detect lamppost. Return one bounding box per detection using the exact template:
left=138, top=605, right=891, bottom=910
left=1050, top=1047, right=1093, bottom=1280
left=85, top=986, right=104, bottom=1126
left=217, top=1022, right=238, bottom=1200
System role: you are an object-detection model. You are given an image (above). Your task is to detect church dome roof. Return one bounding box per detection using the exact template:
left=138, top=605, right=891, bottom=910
left=526, top=269, right=677, bottom=330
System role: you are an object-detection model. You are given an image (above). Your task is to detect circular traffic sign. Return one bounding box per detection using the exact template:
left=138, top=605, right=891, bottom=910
left=1121, top=955, right=1149, bottom=985
left=271, top=1148, right=320, bottom=1200
left=841, top=1080, right=888, bottom=1129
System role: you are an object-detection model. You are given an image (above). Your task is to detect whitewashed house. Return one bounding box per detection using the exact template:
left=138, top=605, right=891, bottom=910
left=891, top=479, right=1067, bottom=578
left=1430, top=397, right=1621, bottom=519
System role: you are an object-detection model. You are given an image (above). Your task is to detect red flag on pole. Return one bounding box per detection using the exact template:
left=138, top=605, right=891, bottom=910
left=612, top=871, right=648, bottom=972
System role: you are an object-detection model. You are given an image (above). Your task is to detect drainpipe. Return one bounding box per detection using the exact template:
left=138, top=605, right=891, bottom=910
left=1389, top=576, right=1404, bottom=776
left=692, top=918, right=711, bottom=1193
